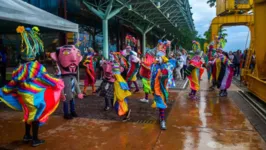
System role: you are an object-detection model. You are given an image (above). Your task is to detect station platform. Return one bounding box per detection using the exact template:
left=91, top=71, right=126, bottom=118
left=0, top=73, right=266, bottom=150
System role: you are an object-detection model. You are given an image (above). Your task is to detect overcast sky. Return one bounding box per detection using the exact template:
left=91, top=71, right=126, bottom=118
left=189, top=0, right=250, bottom=51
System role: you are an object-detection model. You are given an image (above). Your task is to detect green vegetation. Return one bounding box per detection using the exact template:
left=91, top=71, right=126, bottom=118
left=207, top=0, right=216, bottom=7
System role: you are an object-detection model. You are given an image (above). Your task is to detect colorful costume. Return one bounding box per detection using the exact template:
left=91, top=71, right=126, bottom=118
left=212, top=50, right=234, bottom=96
left=151, top=40, right=173, bottom=130
left=0, top=26, right=64, bottom=147
left=50, top=45, right=83, bottom=120
left=139, top=49, right=155, bottom=103
left=126, top=49, right=140, bottom=92
left=185, top=51, right=203, bottom=100
left=83, top=49, right=97, bottom=95
left=113, top=63, right=132, bottom=116
left=96, top=60, right=115, bottom=110
left=96, top=54, right=132, bottom=121
left=192, top=40, right=201, bottom=52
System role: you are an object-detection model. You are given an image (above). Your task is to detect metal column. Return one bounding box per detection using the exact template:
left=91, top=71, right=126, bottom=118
left=142, top=33, right=146, bottom=55
left=102, top=19, right=108, bottom=59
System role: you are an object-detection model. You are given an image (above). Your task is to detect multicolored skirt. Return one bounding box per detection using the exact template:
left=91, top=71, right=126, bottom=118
left=0, top=80, right=64, bottom=125
left=187, top=67, right=200, bottom=91
left=113, top=74, right=131, bottom=116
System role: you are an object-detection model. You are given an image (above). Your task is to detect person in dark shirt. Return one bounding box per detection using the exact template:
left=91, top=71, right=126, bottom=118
left=0, top=45, right=7, bottom=86
left=233, top=50, right=241, bottom=76
left=241, top=49, right=248, bottom=68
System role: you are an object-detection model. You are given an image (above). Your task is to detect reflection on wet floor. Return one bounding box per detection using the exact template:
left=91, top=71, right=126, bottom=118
left=0, top=73, right=266, bottom=150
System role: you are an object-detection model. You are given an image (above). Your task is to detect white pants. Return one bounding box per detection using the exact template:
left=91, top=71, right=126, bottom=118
left=175, top=64, right=183, bottom=80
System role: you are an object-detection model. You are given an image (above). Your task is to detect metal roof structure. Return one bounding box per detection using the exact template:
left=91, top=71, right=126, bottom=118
left=83, top=0, right=195, bottom=39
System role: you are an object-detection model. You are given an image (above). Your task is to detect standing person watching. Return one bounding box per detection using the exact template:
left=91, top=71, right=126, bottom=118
left=180, top=49, right=188, bottom=80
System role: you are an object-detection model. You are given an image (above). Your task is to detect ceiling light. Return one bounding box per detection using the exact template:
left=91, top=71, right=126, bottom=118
left=128, top=5, right=132, bottom=11
left=156, top=2, right=161, bottom=8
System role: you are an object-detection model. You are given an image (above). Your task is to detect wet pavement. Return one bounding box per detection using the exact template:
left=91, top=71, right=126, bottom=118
left=0, top=72, right=266, bottom=150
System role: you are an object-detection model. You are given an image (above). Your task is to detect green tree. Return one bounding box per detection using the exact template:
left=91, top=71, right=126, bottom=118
left=177, top=29, right=197, bottom=50
left=219, top=28, right=228, bottom=42
left=196, top=35, right=206, bottom=51
left=207, top=0, right=216, bottom=7
left=204, top=28, right=211, bottom=42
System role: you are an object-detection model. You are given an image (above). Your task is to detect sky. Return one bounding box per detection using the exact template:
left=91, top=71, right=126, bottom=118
left=188, top=0, right=250, bottom=52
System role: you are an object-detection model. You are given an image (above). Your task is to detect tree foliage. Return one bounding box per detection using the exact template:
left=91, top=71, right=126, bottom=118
left=207, top=0, right=216, bottom=7
left=219, top=28, right=228, bottom=42
left=203, top=27, right=228, bottom=44
left=177, top=29, right=198, bottom=50
left=204, top=29, right=211, bottom=42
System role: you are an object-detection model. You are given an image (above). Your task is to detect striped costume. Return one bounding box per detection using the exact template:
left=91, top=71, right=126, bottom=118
left=0, top=61, right=64, bottom=124
left=213, top=54, right=233, bottom=91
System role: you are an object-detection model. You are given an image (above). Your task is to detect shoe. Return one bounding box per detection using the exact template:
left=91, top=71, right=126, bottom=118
left=63, top=114, right=73, bottom=120
left=219, top=91, right=226, bottom=97
left=140, top=98, right=149, bottom=103
left=104, top=106, right=110, bottom=111
left=224, top=91, right=228, bottom=96
left=160, top=120, right=167, bottom=130
left=32, top=139, right=45, bottom=147
left=71, top=111, right=78, bottom=117
left=122, top=109, right=131, bottom=122
left=23, top=135, right=32, bottom=142
left=222, top=91, right=228, bottom=97
left=134, top=89, right=140, bottom=93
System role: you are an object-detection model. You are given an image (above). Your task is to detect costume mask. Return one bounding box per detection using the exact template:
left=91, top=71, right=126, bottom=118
left=102, top=61, right=114, bottom=82
left=50, top=45, right=83, bottom=75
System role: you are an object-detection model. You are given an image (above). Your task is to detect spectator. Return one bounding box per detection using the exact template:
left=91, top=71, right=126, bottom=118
left=175, top=52, right=184, bottom=80
left=241, top=49, right=248, bottom=68
left=0, top=45, right=7, bottom=86
left=250, top=52, right=256, bottom=73
left=228, top=51, right=234, bottom=62
left=234, top=50, right=241, bottom=76
left=180, top=49, right=188, bottom=80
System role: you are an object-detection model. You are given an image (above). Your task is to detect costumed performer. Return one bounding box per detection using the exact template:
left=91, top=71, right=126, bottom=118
left=126, top=48, right=140, bottom=93
left=151, top=40, right=172, bottom=130
left=212, top=48, right=234, bottom=97
left=192, top=40, right=201, bottom=52
left=112, top=57, right=132, bottom=121
left=120, top=46, right=130, bottom=79
left=50, top=45, right=84, bottom=120
left=83, top=48, right=97, bottom=96
left=95, top=59, right=115, bottom=111
left=96, top=54, right=132, bottom=121
left=0, top=26, right=64, bottom=147
left=139, top=49, right=155, bottom=103
left=185, top=50, right=203, bottom=100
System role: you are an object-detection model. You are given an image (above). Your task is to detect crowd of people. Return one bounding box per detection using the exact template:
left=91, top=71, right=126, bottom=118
left=0, top=25, right=257, bottom=148
left=0, top=26, right=179, bottom=147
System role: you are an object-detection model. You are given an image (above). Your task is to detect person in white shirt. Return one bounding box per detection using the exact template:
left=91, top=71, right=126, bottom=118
left=175, top=52, right=184, bottom=80
left=180, top=49, right=188, bottom=80
left=228, top=51, right=234, bottom=62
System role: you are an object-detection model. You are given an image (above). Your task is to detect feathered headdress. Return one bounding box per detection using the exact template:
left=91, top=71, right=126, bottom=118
left=16, top=26, right=44, bottom=61
left=156, top=40, right=171, bottom=57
